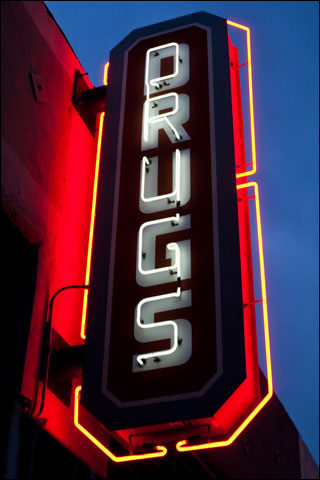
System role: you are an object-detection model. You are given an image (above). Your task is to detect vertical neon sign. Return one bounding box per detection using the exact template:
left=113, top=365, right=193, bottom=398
left=81, top=16, right=246, bottom=432
left=79, top=13, right=271, bottom=459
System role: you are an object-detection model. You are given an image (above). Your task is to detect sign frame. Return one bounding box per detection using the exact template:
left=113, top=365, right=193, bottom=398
left=81, top=11, right=247, bottom=432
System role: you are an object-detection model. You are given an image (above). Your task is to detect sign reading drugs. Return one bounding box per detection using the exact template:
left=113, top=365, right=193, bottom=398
left=81, top=13, right=247, bottom=432
left=136, top=42, right=192, bottom=372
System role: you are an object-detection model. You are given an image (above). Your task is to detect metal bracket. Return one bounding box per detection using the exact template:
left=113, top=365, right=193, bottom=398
left=30, top=285, right=89, bottom=417
left=72, top=70, right=107, bottom=136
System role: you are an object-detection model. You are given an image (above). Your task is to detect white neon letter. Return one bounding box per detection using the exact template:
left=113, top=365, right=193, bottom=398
left=133, top=288, right=192, bottom=372
left=139, top=148, right=191, bottom=214
left=142, top=42, right=190, bottom=150
left=137, top=214, right=191, bottom=287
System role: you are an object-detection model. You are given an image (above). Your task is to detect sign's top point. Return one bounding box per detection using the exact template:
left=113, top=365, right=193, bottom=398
left=111, top=11, right=227, bottom=55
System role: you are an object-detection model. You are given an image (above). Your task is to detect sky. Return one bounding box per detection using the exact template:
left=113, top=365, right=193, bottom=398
left=45, top=0, right=319, bottom=464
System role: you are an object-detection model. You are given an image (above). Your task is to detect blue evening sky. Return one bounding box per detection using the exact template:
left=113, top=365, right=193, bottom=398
left=45, top=1, right=319, bottom=464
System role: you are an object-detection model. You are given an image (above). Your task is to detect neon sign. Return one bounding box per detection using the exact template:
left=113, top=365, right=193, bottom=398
left=29, top=11, right=272, bottom=474
left=75, top=11, right=272, bottom=464
left=81, top=12, right=247, bottom=432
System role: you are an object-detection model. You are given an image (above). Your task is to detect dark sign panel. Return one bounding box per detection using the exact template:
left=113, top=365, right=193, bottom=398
left=81, top=12, right=246, bottom=431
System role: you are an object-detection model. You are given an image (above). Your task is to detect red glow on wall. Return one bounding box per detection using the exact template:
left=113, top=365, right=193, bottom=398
left=47, top=106, right=99, bottom=346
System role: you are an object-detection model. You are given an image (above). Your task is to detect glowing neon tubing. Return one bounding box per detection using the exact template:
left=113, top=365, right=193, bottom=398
left=138, top=215, right=180, bottom=276
left=143, top=92, right=181, bottom=142
left=176, top=182, right=272, bottom=452
left=227, top=20, right=257, bottom=178
left=74, top=386, right=167, bottom=462
left=80, top=111, right=105, bottom=339
left=239, top=183, right=272, bottom=387
left=136, top=242, right=181, bottom=365
left=136, top=283, right=182, bottom=366
left=144, top=42, right=181, bottom=143
left=140, top=149, right=181, bottom=204
left=145, top=42, right=179, bottom=89
left=103, top=61, right=110, bottom=86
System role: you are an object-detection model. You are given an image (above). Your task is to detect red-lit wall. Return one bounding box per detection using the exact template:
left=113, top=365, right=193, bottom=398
left=1, top=0, right=98, bottom=407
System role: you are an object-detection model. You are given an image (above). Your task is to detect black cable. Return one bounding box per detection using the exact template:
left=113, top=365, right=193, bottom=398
left=30, top=285, right=89, bottom=418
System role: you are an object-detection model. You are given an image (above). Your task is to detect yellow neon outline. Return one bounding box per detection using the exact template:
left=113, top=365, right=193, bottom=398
left=80, top=111, right=105, bottom=339
left=74, top=386, right=167, bottom=462
left=227, top=20, right=257, bottom=178
left=81, top=62, right=109, bottom=339
left=103, top=62, right=110, bottom=86
left=176, top=182, right=272, bottom=452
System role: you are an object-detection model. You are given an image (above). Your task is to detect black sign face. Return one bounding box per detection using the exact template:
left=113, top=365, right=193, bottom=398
left=81, top=12, right=246, bottom=431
